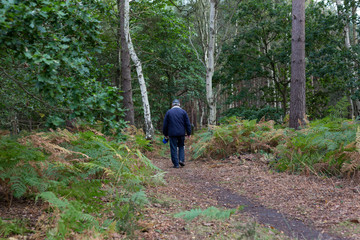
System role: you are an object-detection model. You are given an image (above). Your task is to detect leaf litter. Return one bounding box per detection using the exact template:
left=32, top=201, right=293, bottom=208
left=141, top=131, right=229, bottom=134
left=142, top=152, right=358, bottom=239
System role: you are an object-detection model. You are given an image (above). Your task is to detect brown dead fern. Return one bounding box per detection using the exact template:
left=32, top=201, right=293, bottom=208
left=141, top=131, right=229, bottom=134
left=19, top=129, right=89, bottom=163
left=341, top=127, right=360, bottom=178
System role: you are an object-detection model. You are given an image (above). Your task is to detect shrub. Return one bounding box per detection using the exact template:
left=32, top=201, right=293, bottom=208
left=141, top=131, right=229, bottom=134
left=221, top=106, right=283, bottom=123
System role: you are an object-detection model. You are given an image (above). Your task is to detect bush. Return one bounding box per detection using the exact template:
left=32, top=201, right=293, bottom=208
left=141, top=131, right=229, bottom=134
left=221, top=106, right=283, bottom=123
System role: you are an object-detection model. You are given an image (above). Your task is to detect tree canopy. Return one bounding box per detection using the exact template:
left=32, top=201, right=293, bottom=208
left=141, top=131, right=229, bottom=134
left=1, top=0, right=360, bottom=133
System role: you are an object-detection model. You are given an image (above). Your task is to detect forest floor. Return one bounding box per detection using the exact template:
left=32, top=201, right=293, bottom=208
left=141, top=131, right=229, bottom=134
left=2, top=145, right=360, bottom=239
left=139, top=150, right=360, bottom=240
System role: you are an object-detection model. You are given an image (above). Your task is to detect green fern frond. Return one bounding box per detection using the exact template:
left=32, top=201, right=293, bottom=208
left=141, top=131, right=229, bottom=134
left=130, top=191, right=149, bottom=207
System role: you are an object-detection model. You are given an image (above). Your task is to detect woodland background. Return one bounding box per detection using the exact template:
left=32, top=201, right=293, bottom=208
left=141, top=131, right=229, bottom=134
left=2, top=0, right=360, bottom=135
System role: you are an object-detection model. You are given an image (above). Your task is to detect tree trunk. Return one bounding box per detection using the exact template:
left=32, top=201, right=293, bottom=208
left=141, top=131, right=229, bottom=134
left=123, top=0, right=154, bottom=139
left=336, top=0, right=358, bottom=119
left=289, top=0, right=306, bottom=129
left=119, top=0, right=135, bottom=125
left=206, top=0, right=217, bottom=126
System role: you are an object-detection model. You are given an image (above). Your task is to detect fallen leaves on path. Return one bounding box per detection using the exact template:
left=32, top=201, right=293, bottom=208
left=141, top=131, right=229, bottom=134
left=144, top=152, right=359, bottom=239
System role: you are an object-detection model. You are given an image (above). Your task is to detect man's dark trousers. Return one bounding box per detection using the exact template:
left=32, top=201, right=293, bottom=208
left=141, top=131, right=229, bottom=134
left=169, top=136, right=185, bottom=167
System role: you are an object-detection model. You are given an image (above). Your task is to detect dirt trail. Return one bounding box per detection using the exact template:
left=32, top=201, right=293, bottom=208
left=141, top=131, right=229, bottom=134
left=143, top=154, right=359, bottom=239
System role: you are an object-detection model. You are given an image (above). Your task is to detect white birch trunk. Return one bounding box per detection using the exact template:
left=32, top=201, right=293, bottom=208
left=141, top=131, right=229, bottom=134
left=124, top=0, right=154, bottom=139
left=206, top=0, right=217, bottom=126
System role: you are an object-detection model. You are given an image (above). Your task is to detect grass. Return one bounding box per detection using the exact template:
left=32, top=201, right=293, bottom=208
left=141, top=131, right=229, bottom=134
left=182, top=212, right=292, bottom=240
left=332, top=221, right=360, bottom=238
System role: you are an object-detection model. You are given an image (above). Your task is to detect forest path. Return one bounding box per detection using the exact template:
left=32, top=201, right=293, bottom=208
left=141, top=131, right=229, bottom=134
left=141, top=153, right=359, bottom=239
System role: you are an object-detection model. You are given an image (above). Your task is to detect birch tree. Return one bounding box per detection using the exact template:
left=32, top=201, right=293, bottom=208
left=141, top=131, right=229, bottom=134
left=123, top=0, right=154, bottom=139
left=206, top=0, right=217, bottom=126
left=190, top=0, right=239, bottom=126
left=335, top=0, right=360, bottom=119
left=289, top=0, right=306, bottom=129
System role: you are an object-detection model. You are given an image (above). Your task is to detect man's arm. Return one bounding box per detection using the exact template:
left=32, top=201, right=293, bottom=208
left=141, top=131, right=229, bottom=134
left=184, top=111, right=191, bottom=136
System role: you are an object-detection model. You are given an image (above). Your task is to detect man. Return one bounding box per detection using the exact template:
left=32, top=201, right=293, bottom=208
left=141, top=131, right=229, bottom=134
left=163, top=99, right=191, bottom=168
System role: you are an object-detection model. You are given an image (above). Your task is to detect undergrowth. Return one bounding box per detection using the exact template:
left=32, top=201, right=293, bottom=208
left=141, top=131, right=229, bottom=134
left=0, top=218, right=32, bottom=237
left=191, top=116, right=360, bottom=178
left=191, top=117, right=285, bottom=160
left=0, top=127, right=160, bottom=239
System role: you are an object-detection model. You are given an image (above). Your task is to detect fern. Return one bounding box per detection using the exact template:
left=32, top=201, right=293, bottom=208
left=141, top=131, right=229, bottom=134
left=327, top=96, right=350, bottom=119
left=191, top=119, right=284, bottom=160
left=341, top=126, right=360, bottom=176
left=0, top=218, right=32, bottom=237
left=38, top=191, right=100, bottom=239
left=274, top=118, right=357, bottom=175
left=0, top=137, right=48, bottom=200
left=1, top=128, right=162, bottom=238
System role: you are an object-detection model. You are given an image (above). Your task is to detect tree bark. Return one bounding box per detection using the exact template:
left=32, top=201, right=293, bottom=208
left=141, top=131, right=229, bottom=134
left=206, top=0, right=217, bottom=126
left=119, top=0, right=135, bottom=125
left=123, top=0, right=154, bottom=139
left=289, top=0, right=306, bottom=129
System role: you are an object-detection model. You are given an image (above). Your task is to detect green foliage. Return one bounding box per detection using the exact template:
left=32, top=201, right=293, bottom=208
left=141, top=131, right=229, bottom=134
left=273, top=118, right=357, bottom=175
left=38, top=191, right=100, bottom=239
left=191, top=118, right=284, bottom=160
left=0, top=218, right=32, bottom=238
left=221, top=106, right=283, bottom=123
left=129, top=0, right=205, bottom=128
left=48, top=180, right=106, bottom=213
left=0, top=0, right=126, bottom=132
left=113, top=190, right=149, bottom=235
left=0, top=128, right=161, bottom=238
left=0, top=136, right=47, bottom=199
left=174, top=206, right=241, bottom=221
left=327, top=96, right=351, bottom=119
left=194, top=116, right=358, bottom=177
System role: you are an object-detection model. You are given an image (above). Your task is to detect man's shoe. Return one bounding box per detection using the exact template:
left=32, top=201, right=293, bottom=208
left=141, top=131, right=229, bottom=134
left=179, top=162, right=185, bottom=167
left=173, top=166, right=180, bottom=168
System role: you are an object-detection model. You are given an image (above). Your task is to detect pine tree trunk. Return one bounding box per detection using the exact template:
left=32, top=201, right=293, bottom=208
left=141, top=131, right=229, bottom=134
left=289, top=0, right=306, bottom=129
left=119, top=0, right=135, bottom=125
left=123, top=0, right=154, bottom=139
left=206, top=0, right=217, bottom=126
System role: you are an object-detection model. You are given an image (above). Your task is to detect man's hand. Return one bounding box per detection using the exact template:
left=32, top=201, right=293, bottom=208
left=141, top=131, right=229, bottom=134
left=187, top=135, right=191, bottom=140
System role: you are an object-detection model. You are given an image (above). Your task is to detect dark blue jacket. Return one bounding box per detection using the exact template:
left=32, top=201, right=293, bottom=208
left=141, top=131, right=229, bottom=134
left=163, top=106, right=191, bottom=137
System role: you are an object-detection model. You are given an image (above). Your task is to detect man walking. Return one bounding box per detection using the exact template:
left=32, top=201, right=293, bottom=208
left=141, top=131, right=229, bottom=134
left=163, top=99, right=191, bottom=168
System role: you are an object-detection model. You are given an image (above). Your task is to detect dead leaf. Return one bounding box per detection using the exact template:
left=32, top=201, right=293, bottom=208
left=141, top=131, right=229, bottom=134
left=349, top=219, right=360, bottom=224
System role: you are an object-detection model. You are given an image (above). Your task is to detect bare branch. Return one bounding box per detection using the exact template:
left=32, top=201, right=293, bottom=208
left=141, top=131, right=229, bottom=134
left=189, top=26, right=206, bottom=67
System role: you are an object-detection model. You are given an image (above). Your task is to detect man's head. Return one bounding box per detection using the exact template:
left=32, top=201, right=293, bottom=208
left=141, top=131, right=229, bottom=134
left=172, top=99, right=180, bottom=106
